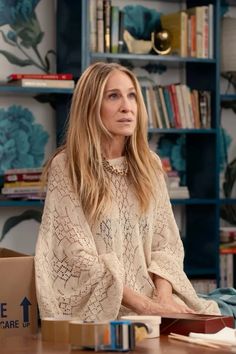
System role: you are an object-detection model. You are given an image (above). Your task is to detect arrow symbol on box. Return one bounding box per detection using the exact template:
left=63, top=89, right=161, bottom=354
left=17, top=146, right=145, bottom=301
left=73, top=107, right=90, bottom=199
left=20, top=297, right=31, bottom=323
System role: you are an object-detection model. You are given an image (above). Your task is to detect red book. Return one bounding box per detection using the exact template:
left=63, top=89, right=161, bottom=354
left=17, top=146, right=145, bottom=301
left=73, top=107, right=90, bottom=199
left=168, top=84, right=182, bottom=128
left=4, top=173, right=42, bottom=183
left=7, top=73, right=73, bottom=81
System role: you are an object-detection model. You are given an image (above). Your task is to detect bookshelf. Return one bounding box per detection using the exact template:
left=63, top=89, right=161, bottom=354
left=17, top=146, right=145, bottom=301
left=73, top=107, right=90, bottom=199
left=6, top=0, right=228, bottom=292
left=58, top=0, right=223, bottom=284
left=55, top=0, right=223, bottom=288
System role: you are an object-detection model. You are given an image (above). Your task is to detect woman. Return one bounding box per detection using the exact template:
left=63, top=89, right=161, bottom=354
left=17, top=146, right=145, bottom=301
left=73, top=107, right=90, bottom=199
left=35, top=62, right=220, bottom=320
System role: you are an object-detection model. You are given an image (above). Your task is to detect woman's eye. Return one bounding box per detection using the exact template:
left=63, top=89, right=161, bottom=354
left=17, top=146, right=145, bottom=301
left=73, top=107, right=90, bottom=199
left=129, top=92, right=137, bottom=99
left=108, top=93, right=119, bottom=99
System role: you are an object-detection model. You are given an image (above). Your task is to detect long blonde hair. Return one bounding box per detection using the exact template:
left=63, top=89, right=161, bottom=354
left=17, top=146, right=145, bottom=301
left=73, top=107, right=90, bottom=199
left=46, top=62, right=162, bottom=222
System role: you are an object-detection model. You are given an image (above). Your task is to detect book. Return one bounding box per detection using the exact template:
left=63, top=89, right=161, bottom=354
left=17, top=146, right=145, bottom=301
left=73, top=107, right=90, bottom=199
left=111, top=6, right=119, bottom=54
left=160, top=11, right=188, bottom=57
left=175, top=84, right=187, bottom=128
left=103, top=0, right=111, bottom=53
left=168, top=84, right=182, bottom=128
left=158, top=86, right=170, bottom=128
left=89, top=0, right=97, bottom=52
left=1, top=185, right=46, bottom=195
left=4, top=172, right=42, bottom=183
left=186, top=6, right=208, bottom=58
left=4, top=167, right=43, bottom=174
left=3, top=181, right=43, bottom=188
left=208, top=4, right=214, bottom=59
left=163, top=87, right=175, bottom=128
left=118, top=10, right=125, bottom=53
left=8, top=78, right=75, bottom=89
left=7, top=73, right=73, bottom=81
left=96, top=0, right=104, bottom=53
left=153, top=86, right=166, bottom=128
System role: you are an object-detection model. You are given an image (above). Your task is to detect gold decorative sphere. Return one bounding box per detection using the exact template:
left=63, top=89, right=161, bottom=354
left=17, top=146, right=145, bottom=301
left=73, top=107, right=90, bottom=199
left=151, top=30, right=172, bottom=55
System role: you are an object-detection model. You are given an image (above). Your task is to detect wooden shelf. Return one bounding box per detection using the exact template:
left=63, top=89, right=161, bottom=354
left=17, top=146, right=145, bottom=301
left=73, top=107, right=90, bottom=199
left=0, top=200, right=44, bottom=207
left=0, top=86, right=73, bottom=95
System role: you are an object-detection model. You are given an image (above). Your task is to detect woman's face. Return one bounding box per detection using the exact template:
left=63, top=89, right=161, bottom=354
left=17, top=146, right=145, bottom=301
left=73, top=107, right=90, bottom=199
left=100, top=70, right=138, bottom=138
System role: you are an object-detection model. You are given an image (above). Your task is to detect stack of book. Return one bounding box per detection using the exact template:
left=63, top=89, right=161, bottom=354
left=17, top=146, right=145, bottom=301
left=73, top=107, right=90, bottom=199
left=90, top=2, right=213, bottom=58
left=90, top=0, right=125, bottom=53
left=219, top=227, right=236, bottom=288
left=1, top=167, right=46, bottom=200
left=6, top=73, right=75, bottom=89
left=161, top=157, right=189, bottom=199
left=140, top=82, right=211, bottom=130
left=160, top=4, right=214, bottom=58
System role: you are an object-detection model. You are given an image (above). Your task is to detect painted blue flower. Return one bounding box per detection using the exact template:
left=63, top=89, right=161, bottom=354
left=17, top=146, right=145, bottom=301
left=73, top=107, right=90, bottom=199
left=0, top=105, right=49, bottom=174
left=157, top=135, right=186, bottom=184
left=0, top=0, right=40, bottom=26
left=0, top=0, right=54, bottom=73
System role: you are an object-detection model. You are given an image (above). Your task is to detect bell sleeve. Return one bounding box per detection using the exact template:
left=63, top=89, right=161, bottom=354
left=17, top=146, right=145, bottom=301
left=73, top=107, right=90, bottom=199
left=35, top=153, right=124, bottom=321
left=147, top=158, right=220, bottom=314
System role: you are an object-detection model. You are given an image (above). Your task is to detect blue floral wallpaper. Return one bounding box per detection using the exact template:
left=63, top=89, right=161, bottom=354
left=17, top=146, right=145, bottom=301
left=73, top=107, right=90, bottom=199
left=0, top=0, right=55, bottom=73
left=0, top=105, right=49, bottom=173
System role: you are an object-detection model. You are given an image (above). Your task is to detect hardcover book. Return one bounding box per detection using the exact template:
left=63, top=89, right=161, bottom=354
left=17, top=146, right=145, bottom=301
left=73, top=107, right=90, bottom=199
left=8, top=78, right=75, bottom=89
left=160, top=11, right=188, bottom=57
left=160, top=313, right=234, bottom=336
left=7, top=73, right=73, bottom=81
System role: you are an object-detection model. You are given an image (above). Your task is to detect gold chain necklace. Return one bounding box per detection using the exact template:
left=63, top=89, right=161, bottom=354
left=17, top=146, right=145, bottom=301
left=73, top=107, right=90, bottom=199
left=102, top=158, right=128, bottom=176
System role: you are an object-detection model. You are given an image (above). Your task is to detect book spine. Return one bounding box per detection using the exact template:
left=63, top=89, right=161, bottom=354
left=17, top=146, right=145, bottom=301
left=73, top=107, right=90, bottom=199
left=208, top=4, right=214, bottom=59
left=145, top=86, right=154, bottom=129
left=96, top=0, right=104, bottom=53
left=202, top=6, right=209, bottom=58
left=4, top=181, right=43, bottom=188
left=168, top=85, right=182, bottom=128
left=190, top=15, right=196, bottom=57
left=4, top=167, right=43, bottom=174
left=20, top=79, right=75, bottom=88
left=4, top=173, right=42, bottom=183
left=8, top=73, right=73, bottom=81
left=180, top=11, right=188, bottom=57
left=111, top=6, right=119, bottom=54
left=90, top=0, right=97, bottom=52
left=103, top=0, right=111, bottom=53
left=2, top=186, right=45, bottom=194
left=148, top=86, right=159, bottom=129
left=158, top=86, right=170, bottom=128
left=175, top=84, right=187, bottom=128
left=154, top=86, right=166, bottom=128
left=118, top=10, right=125, bottom=53
left=163, top=87, right=175, bottom=128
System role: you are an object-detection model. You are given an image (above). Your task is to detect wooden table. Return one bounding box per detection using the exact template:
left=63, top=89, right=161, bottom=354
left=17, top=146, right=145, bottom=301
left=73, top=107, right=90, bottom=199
left=0, top=334, right=235, bottom=354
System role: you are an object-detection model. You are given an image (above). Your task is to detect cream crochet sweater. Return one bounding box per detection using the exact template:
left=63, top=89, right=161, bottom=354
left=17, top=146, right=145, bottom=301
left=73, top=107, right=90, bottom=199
left=35, top=152, right=220, bottom=320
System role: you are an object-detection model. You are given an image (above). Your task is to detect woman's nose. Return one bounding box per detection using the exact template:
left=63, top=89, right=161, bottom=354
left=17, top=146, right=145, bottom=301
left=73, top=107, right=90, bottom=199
left=120, top=96, right=131, bottom=111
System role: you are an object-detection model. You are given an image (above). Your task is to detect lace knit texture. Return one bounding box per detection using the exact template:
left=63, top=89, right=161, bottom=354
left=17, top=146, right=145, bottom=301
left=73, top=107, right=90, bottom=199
left=35, top=152, right=220, bottom=320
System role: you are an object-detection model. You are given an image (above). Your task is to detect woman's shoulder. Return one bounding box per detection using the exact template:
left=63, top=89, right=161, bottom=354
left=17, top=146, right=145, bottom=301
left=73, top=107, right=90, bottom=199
left=49, top=150, right=68, bottom=174
left=149, top=150, right=163, bottom=171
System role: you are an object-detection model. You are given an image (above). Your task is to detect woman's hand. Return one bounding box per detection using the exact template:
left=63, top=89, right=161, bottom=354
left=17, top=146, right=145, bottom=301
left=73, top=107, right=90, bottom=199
left=152, top=275, right=196, bottom=314
left=152, top=289, right=195, bottom=314
left=122, top=286, right=195, bottom=315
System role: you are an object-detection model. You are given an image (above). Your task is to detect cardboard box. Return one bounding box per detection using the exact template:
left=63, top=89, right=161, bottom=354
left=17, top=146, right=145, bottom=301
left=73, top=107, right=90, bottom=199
left=160, top=313, right=234, bottom=336
left=0, top=248, right=38, bottom=336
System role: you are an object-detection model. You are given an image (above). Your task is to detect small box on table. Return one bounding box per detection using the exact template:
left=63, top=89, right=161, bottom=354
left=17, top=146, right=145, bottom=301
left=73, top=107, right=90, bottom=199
left=160, top=313, right=234, bottom=335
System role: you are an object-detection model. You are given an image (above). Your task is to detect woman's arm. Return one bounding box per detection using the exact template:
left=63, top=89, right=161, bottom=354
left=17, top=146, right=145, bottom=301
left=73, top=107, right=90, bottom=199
left=122, top=284, right=194, bottom=315
left=35, top=153, right=124, bottom=321
left=152, top=274, right=195, bottom=313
